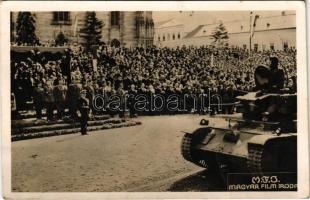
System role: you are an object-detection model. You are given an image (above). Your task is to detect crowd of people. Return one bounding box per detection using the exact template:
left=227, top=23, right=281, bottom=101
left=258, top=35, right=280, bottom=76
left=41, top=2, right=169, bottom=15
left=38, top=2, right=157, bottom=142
left=11, top=44, right=297, bottom=120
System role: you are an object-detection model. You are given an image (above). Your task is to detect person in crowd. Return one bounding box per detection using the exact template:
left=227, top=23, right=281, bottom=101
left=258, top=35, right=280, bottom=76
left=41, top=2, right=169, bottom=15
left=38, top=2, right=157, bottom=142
left=33, top=82, right=45, bottom=119
left=11, top=44, right=297, bottom=118
left=128, top=84, right=137, bottom=118
left=85, top=79, right=95, bottom=117
left=117, top=83, right=126, bottom=118
left=44, top=81, right=55, bottom=121
left=78, top=90, right=89, bottom=135
left=53, top=79, right=68, bottom=120
left=269, top=56, right=285, bottom=91
left=67, top=77, right=82, bottom=120
left=11, top=93, right=17, bottom=119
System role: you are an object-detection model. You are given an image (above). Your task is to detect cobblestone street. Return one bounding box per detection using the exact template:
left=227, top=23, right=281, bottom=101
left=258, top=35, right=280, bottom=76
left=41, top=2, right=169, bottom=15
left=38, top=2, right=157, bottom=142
left=12, top=115, right=225, bottom=192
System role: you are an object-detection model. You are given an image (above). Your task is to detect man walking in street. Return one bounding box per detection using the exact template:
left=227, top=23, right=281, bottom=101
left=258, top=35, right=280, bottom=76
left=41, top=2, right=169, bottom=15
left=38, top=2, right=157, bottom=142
left=78, top=90, right=89, bottom=135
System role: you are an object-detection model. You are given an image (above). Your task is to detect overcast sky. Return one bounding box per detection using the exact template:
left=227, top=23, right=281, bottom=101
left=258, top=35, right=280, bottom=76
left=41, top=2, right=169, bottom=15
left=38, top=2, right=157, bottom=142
left=153, top=11, right=295, bottom=32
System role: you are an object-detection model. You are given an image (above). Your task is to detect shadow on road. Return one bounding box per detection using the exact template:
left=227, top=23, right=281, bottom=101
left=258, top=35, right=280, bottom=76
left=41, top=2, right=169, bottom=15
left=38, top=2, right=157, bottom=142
left=55, top=134, right=83, bottom=143
left=167, top=169, right=226, bottom=191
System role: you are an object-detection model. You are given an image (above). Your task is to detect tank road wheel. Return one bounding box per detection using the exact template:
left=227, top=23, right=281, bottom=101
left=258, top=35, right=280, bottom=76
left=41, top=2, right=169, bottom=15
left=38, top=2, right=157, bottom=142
left=181, top=128, right=218, bottom=171
left=261, top=138, right=297, bottom=173
left=247, top=143, right=264, bottom=174
left=247, top=137, right=297, bottom=174
left=181, top=133, right=195, bottom=162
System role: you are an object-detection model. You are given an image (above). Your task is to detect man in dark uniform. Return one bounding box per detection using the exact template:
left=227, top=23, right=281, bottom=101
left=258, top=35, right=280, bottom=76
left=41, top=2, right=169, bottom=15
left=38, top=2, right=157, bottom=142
left=61, top=48, right=72, bottom=84
left=269, top=56, right=285, bottom=91
left=33, top=82, right=45, bottom=119
left=78, top=90, right=89, bottom=135
left=254, top=56, right=285, bottom=92
left=68, top=78, right=82, bottom=120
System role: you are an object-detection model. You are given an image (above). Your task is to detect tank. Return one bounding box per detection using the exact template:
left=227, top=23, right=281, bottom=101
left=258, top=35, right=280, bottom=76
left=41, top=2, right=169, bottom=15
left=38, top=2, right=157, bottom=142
left=181, top=63, right=297, bottom=181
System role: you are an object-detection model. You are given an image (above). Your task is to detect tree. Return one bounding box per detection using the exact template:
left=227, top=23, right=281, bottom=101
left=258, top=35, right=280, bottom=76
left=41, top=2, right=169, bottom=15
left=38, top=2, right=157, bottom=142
left=211, top=22, right=229, bottom=47
left=15, top=12, right=39, bottom=45
left=80, top=12, right=103, bottom=48
left=55, top=32, right=69, bottom=46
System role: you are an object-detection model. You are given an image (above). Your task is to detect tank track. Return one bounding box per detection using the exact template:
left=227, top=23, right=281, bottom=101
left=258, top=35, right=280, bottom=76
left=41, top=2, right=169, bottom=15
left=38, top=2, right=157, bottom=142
left=181, top=132, right=217, bottom=169
left=247, top=143, right=264, bottom=175
left=181, top=133, right=194, bottom=163
left=181, top=133, right=207, bottom=168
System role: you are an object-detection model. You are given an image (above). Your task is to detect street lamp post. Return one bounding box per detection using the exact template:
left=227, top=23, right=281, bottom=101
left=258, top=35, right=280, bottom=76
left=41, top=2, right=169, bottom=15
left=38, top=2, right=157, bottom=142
left=249, top=11, right=252, bottom=53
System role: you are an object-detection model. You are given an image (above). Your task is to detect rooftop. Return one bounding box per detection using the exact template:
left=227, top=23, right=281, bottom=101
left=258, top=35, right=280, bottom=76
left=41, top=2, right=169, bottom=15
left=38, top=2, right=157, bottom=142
left=184, top=13, right=296, bottom=38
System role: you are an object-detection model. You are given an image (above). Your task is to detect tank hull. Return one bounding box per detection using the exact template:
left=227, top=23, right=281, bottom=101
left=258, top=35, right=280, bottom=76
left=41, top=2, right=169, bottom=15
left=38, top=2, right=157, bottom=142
left=181, top=124, right=297, bottom=175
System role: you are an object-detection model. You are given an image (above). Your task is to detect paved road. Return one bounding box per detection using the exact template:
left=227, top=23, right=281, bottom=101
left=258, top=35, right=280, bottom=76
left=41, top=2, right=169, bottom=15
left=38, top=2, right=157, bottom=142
left=12, top=115, right=225, bottom=192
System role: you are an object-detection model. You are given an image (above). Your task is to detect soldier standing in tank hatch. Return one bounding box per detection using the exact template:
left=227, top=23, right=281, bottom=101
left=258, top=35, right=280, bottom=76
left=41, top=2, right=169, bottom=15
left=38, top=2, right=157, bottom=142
left=78, top=90, right=89, bottom=135
left=269, top=56, right=285, bottom=91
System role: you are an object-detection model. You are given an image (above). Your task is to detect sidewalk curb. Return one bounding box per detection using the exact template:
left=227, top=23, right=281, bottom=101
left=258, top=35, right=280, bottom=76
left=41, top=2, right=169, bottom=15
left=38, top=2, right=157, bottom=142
left=12, top=121, right=142, bottom=141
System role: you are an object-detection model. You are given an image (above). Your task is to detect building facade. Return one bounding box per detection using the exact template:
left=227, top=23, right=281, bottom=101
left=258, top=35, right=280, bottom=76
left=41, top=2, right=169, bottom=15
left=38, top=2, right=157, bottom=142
left=11, top=11, right=155, bottom=48
left=154, top=19, right=185, bottom=48
left=154, top=11, right=296, bottom=51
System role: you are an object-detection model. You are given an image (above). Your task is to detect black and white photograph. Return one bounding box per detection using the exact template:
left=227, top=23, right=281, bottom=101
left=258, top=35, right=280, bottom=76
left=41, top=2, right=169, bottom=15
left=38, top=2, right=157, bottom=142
left=1, top=1, right=309, bottom=199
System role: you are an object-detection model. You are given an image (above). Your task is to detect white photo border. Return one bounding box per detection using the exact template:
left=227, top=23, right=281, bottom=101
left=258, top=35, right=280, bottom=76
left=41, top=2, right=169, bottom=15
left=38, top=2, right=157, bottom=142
left=1, top=1, right=308, bottom=199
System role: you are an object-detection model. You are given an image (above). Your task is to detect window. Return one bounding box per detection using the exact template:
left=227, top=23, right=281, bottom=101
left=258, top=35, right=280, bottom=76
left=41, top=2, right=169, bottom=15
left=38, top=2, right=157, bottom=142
left=267, top=23, right=270, bottom=28
left=270, top=43, right=275, bottom=50
left=240, top=25, right=243, bottom=30
left=163, top=35, right=165, bottom=41
left=243, top=44, right=247, bottom=49
left=172, top=34, right=175, bottom=40
left=178, top=33, right=181, bottom=39
left=283, top=42, right=288, bottom=50
left=111, top=11, right=120, bottom=26
left=254, top=44, right=258, bottom=52
left=158, top=36, right=160, bottom=41
left=262, top=44, right=266, bottom=51
left=52, top=12, right=71, bottom=24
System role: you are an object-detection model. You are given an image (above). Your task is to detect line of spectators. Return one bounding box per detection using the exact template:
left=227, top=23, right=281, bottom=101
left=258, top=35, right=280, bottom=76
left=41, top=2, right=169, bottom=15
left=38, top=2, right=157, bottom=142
left=11, top=44, right=297, bottom=120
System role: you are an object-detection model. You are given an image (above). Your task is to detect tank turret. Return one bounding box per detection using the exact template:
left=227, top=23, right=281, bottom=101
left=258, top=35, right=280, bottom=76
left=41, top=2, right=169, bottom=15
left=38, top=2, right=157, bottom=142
left=237, top=64, right=296, bottom=132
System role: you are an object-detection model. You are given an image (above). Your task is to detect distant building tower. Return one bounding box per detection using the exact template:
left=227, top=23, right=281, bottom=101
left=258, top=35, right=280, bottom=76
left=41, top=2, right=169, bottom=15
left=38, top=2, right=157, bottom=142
left=11, top=11, right=155, bottom=48
left=136, top=11, right=154, bottom=47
